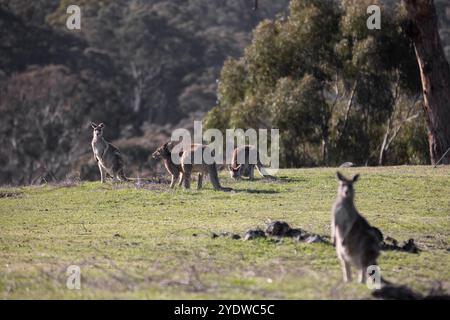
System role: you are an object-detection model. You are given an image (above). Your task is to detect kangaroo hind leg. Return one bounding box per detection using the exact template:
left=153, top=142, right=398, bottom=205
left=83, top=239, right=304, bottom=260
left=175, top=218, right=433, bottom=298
left=116, top=168, right=128, bottom=182
left=170, top=173, right=179, bottom=188
left=183, top=166, right=192, bottom=189
left=249, top=165, right=255, bottom=180
left=178, top=172, right=183, bottom=186
left=197, top=173, right=203, bottom=190
left=98, top=163, right=105, bottom=183
left=341, top=260, right=352, bottom=283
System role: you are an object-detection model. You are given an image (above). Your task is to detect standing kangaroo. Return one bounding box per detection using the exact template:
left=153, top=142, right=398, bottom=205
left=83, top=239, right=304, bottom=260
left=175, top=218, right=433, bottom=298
left=91, top=122, right=127, bottom=183
left=331, top=172, right=381, bottom=284
left=152, top=142, right=183, bottom=188
left=228, top=145, right=275, bottom=180
left=153, top=141, right=231, bottom=191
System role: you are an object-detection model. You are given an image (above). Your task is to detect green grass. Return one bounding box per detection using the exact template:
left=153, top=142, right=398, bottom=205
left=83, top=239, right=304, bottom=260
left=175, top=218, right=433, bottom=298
left=0, top=166, right=449, bottom=299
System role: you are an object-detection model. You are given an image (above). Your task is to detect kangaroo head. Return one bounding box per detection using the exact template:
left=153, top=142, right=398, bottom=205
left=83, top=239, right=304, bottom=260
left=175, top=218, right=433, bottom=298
left=336, top=171, right=359, bottom=200
left=91, top=122, right=105, bottom=138
left=152, top=142, right=172, bottom=159
left=228, top=164, right=242, bottom=179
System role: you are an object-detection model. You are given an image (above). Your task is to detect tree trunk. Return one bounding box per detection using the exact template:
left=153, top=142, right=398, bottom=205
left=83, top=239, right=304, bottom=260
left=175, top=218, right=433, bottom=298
left=379, top=118, right=391, bottom=166
left=403, top=0, right=450, bottom=164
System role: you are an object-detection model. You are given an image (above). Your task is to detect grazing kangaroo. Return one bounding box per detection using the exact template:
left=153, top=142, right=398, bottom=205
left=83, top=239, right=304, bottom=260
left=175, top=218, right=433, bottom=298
left=91, top=122, right=127, bottom=183
left=228, top=145, right=275, bottom=180
left=331, top=172, right=380, bottom=284
left=153, top=142, right=231, bottom=191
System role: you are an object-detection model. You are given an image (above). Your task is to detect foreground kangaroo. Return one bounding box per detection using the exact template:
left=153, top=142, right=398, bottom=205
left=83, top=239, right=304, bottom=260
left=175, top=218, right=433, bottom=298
left=91, top=122, right=127, bottom=183
left=331, top=172, right=380, bottom=283
left=228, top=145, right=275, bottom=180
left=152, top=142, right=231, bottom=191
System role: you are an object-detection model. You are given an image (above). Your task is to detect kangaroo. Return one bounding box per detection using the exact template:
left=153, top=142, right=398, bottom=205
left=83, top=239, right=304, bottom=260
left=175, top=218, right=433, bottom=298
left=91, top=122, right=127, bottom=183
left=153, top=142, right=231, bottom=191
left=331, top=172, right=381, bottom=284
left=152, top=141, right=184, bottom=188
left=228, top=145, right=275, bottom=180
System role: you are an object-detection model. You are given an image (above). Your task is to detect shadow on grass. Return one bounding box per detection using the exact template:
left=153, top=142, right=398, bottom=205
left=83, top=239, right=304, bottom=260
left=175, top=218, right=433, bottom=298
left=227, top=176, right=305, bottom=184
left=231, top=188, right=279, bottom=194
left=372, top=282, right=450, bottom=300
left=272, top=176, right=306, bottom=183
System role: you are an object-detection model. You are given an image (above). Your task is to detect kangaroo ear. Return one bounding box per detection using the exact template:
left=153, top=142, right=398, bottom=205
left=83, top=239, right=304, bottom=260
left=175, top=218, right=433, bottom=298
left=91, top=122, right=97, bottom=129
left=352, top=174, right=360, bottom=183
left=336, top=171, right=346, bottom=182
left=98, top=123, right=105, bottom=128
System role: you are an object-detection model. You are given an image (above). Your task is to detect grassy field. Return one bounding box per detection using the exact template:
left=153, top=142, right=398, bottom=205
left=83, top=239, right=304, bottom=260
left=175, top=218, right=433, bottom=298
left=0, top=166, right=449, bottom=299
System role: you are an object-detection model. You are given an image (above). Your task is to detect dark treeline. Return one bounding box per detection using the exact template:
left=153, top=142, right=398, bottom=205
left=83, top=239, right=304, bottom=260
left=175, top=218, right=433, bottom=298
left=0, top=0, right=289, bottom=185
left=0, top=0, right=449, bottom=185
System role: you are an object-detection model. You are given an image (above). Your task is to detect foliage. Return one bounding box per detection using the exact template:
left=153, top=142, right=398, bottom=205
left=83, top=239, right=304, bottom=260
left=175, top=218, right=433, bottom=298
left=205, top=0, right=428, bottom=167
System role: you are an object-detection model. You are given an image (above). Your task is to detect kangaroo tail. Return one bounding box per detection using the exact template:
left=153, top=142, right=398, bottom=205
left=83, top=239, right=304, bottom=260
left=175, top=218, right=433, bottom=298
left=256, top=158, right=276, bottom=180
left=207, top=164, right=232, bottom=192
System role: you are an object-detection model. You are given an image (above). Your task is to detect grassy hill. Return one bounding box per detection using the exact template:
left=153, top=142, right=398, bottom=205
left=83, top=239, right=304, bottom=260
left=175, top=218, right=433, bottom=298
left=0, top=167, right=449, bottom=299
